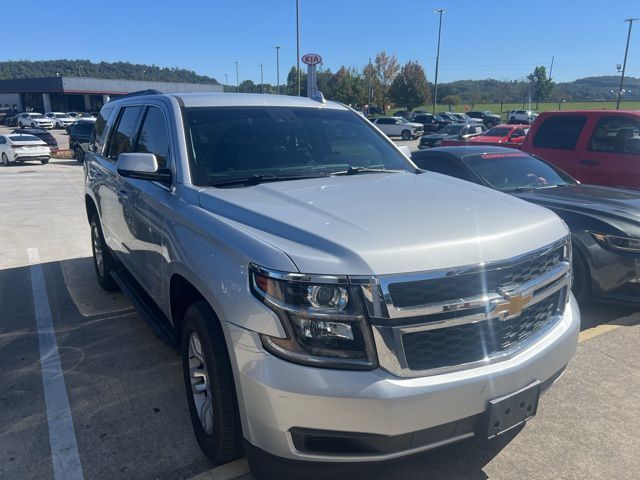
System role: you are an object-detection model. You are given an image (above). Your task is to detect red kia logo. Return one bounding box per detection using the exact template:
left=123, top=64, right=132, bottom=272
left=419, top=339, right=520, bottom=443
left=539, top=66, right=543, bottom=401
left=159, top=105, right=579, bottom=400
left=301, top=53, right=322, bottom=66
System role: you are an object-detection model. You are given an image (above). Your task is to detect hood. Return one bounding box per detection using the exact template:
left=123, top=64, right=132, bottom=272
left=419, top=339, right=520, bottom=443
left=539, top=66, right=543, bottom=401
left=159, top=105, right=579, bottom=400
left=514, top=184, right=640, bottom=230
left=198, top=173, right=567, bottom=275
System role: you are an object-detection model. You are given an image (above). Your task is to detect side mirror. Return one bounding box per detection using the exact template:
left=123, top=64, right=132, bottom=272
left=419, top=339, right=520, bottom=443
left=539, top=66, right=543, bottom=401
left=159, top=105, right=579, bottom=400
left=117, top=153, right=171, bottom=184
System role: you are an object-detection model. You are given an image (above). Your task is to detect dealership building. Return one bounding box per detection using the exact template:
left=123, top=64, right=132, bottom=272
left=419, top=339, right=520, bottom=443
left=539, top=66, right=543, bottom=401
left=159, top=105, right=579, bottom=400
left=0, top=76, right=223, bottom=113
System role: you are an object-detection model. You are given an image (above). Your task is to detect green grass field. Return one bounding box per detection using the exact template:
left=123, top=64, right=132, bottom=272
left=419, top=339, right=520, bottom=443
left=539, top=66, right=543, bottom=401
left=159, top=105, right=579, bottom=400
left=390, top=101, right=640, bottom=121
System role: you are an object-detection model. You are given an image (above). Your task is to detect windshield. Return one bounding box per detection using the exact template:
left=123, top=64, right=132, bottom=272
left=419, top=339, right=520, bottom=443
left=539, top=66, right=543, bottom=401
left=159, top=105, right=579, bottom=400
left=483, top=127, right=511, bottom=137
left=463, top=152, right=575, bottom=191
left=439, top=124, right=464, bottom=135
left=30, top=113, right=44, bottom=119
left=396, top=117, right=410, bottom=124
left=184, top=106, right=415, bottom=186
left=54, top=113, right=67, bottom=118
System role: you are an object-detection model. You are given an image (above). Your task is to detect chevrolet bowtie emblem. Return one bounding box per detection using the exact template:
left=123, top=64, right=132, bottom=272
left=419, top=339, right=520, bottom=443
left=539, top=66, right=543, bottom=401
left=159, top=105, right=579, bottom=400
left=492, top=287, right=533, bottom=319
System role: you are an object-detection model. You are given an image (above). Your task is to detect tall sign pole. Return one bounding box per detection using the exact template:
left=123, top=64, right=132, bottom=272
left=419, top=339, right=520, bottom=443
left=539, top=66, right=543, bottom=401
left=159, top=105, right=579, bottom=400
left=617, top=18, right=638, bottom=110
left=275, top=46, right=281, bottom=94
left=296, top=0, right=301, bottom=96
left=432, top=9, right=445, bottom=114
left=302, top=53, right=322, bottom=98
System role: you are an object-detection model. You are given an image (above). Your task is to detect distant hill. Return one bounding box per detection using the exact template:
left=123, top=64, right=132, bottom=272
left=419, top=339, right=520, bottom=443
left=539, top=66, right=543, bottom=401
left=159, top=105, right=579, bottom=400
left=437, top=75, right=640, bottom=103
left=0, top=59, right=219, bottom=85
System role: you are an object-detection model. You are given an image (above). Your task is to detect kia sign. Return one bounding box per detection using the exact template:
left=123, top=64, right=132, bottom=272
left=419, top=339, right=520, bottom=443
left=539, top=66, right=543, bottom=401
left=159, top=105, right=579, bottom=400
left=301, top=53, right=322, bottom=66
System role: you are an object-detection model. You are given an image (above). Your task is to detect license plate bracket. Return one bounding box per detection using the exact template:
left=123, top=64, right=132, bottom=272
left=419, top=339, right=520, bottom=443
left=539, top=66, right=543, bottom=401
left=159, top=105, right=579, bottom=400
left=481, top=380, right=541, bottom=440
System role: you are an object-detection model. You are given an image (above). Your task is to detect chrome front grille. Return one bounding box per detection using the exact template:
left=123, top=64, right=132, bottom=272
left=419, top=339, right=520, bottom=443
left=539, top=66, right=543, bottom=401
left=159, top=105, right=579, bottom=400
left=402, top=292, right=561, bottom=371
left=364, top=237, right=572, bottom=377
left=386, top=244, right=564, bottom=309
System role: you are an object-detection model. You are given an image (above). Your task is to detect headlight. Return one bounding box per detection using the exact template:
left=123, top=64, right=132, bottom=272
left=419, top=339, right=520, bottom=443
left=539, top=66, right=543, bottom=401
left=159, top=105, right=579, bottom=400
left=591, top=233, right=640, bottom=253
left=250, top=264, right=377, bottom=369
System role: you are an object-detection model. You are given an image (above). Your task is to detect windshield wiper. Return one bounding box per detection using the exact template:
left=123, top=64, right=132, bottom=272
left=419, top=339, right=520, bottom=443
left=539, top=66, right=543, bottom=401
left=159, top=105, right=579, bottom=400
left=209, top=173, right=327, bottom=187
left=329, top=166, right=406, bottom=176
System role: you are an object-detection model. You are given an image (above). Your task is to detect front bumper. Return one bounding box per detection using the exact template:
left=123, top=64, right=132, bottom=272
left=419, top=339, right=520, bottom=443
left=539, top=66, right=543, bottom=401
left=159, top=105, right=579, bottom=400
left=229, top=295, right=579, bottom=462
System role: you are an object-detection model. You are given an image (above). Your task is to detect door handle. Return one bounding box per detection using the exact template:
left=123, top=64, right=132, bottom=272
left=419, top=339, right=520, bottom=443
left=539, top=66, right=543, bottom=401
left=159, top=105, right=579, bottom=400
left=580, top=159, right=600, bottom=167
left=117, top=190, right=129, bottom=200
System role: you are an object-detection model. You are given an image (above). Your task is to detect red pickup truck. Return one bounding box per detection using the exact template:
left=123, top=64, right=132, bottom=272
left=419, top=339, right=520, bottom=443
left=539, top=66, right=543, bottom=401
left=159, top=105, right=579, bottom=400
left=520, top=110, right=640, bottom=188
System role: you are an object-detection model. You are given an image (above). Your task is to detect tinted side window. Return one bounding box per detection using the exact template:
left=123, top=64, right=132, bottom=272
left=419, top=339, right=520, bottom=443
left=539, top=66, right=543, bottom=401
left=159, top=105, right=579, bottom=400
left=412, top=154, right=472, bottom=180
left=107, top=106, right=143, bottom=160
left=0, top=136, right=5, bottom=144
left=135, top=107, right=170, bottom=168
left=377, top=118, right=392, bottom=125
left=533, top=115, right=586, bottom=150
left=588, top=115, right=640, bottom=154
left=72, top=122, right=93, bottom=136
left=93, top=105, right=114, bottom=152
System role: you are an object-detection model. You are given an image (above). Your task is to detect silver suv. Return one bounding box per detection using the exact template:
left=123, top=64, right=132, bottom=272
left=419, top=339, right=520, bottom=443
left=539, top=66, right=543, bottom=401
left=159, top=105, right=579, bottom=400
left=84, top=92, right=579, bottom=477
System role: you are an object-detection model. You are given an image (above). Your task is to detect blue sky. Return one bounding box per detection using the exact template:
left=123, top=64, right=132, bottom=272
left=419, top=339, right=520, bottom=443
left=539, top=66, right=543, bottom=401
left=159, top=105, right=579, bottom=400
left=3, top=0, right=639, bottom=85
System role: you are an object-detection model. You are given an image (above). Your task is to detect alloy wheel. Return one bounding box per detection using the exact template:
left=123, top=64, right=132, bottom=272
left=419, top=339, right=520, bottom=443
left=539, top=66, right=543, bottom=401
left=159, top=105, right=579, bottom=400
left=188, top=332, right=214, bottom=434
left=92, top=224, right=104, bottom=277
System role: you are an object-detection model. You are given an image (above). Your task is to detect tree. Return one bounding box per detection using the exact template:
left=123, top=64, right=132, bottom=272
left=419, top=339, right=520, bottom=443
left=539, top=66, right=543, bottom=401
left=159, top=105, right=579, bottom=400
left=440, top=94, right=461, bottom=111
left=327, top=67, right=366, bottom=106
left=388, top=61, right=430, bottom=111
left=527, top=66, right=554, bottom=109
left=373, top=51, right=400, bottom=112
left=286, top=66, right=307, bottom=96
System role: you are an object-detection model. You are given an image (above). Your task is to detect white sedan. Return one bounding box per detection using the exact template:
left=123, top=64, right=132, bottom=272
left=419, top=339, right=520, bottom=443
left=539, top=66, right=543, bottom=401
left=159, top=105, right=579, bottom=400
left=0, top=134, right=51, bottom=166
left=45, top=112, right=76, bottom=128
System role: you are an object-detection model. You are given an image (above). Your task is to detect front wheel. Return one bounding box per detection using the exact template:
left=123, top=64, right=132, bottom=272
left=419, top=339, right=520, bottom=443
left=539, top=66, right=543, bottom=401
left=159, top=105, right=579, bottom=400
left=401, top=129, right=411, bottom=140
left=40, top=158, right=49, bottom=165
left=73, top=146, right=84, bottom=162
left=181, top=301, right=243, bottom=465
left=1, top=153, right=9, bottom=166
left=90, top=213, right=119, bottom=291
left=571, top=249, right=590, bottom=303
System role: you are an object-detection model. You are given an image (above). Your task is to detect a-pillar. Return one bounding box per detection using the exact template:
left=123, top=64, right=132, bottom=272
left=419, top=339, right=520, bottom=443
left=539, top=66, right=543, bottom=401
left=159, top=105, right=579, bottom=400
left=42, top=93, right=52, bottom=113
left=83, top=94, right=91, bottom=111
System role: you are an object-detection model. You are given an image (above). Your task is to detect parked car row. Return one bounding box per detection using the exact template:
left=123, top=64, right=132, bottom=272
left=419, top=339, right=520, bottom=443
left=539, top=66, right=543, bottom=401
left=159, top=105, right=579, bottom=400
left=2, top=111, right=97, bottom=128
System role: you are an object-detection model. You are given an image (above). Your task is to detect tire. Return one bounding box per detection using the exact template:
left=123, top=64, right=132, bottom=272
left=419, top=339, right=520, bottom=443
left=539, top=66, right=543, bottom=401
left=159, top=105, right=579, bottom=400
left=1, top=153, right=9, bottom=166
left=40, top=158, right=49, bottom=165
left=56, top=122, right=61, bottom=129
left=181, top=301, right=243, bottom=465
left=90, top=213, right=119, bottom=292
left=31, top=122, right=36, bottom=128
left=73, top=146, right=84, bottom=162
left=401, top=129, right=411, bottom=140
left=571, top=248, right=590, bottom=303
left=18, top=122, right=24, bottom=128
left=486, top=121, right=496, bottom=128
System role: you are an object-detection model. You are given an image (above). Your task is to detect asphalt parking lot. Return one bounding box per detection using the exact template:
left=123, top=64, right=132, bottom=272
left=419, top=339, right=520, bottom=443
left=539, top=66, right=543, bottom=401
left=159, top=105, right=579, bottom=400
left=1, top=155, right=639, bottom=480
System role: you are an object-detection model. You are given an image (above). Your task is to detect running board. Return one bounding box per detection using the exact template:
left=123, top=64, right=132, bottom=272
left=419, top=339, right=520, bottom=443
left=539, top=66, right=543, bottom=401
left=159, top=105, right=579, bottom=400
left=111, top=269, right=179, bottom=350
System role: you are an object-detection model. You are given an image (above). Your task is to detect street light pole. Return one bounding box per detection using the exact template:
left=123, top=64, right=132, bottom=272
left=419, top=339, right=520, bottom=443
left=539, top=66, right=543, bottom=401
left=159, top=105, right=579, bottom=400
left=224, top=73, right=229, bottom=89
left=367, top=57, right=373, bottom=115
left=616, top=18, right=638, bottom=110
left=234, top=61, right=239, bottom=93
left=432, top=9, right=445, bottom=114
left=259, top=64, right=264, bottom=94
left=275, top=46, right=281, bottom=94
left=296, top=0, right=301, bottom=96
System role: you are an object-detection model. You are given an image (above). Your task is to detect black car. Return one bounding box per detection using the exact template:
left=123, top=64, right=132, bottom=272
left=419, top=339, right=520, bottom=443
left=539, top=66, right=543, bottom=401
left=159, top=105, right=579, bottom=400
left=437, top=112, right=463, bottom=123
left=12, top=128, right=58, bottom=153
left=466, top=111, right=502, bottom=128
left=413, top=113, right=448, bottom=133
left=69, top=120, right=95, bottom=161
left=4, top=114, right=19, bottom=127
left=412, top=146, right=640, bottom=304
left=393, top=110, right=414, bottom=120
left=418, top=123, right=486, bottom=149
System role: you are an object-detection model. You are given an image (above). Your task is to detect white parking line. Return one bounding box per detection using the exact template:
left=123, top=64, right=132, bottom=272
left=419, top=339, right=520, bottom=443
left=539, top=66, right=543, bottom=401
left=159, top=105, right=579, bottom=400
left=27, top=248, right=85, bottom=480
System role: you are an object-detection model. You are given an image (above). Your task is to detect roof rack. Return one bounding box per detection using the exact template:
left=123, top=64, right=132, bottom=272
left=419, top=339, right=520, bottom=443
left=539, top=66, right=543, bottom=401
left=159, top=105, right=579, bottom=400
left=108, top=89, right=163, bottom=102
